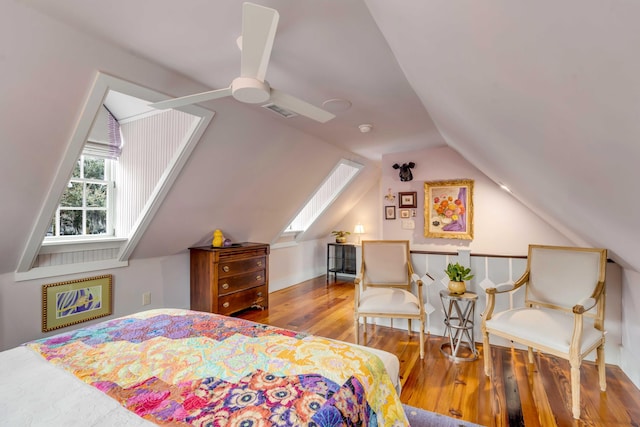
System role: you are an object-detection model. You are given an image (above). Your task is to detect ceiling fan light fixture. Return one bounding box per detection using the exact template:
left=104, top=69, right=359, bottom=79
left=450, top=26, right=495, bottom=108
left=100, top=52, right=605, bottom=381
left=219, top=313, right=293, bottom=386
left=231, top=77, right=270, bottom=103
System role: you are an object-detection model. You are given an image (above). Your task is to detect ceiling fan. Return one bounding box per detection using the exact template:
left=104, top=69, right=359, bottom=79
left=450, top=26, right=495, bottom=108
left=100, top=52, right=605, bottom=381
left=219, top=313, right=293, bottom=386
left=150, top=2, right=335, bottom=123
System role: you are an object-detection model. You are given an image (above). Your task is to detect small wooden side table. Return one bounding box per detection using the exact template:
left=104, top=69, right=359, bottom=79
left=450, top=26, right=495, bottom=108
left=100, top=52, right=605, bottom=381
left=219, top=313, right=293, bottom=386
left=439, top=290, right=478, bottom=362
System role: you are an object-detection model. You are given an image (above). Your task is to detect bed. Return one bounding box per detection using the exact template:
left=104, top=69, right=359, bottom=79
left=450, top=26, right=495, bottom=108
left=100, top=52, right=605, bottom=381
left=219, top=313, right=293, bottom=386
left=0, top=308, right=407, bottom=426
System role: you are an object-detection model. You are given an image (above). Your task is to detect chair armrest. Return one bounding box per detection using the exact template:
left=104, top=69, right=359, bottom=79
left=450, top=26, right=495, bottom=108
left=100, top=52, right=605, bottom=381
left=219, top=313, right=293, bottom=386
left=494, top=282, right=516, bottom=292
left=573, top=278, right=606, bottom=314
left=486, top=271, right=530, bottom=295
left=573, top=297, right=596, bottom=314
left=411, top=273, right=423, bottom=287
left=483, top=272, right=529, bottom=322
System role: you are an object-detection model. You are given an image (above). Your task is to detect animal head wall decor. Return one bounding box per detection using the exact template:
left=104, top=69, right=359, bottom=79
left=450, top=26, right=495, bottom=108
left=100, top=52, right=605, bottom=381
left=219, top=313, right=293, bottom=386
left=393, top=162, right=416, bottom=181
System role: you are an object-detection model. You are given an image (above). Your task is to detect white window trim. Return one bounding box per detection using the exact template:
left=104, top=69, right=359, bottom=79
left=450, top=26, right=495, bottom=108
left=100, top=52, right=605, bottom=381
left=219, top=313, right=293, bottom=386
left=14, top=260, right=129, bottom=282
left=40, top=236, right=128, bottom=253
left=15, top=72, right=214, bottom=280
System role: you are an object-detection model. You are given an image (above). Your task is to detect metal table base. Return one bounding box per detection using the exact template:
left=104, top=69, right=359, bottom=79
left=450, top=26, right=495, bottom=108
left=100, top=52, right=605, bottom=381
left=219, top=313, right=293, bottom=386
left=439, top=290, right=478, bottom=362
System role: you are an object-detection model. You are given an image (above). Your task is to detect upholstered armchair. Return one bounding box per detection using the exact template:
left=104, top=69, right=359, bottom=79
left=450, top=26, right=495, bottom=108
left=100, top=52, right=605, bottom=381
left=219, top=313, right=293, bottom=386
left=354, top=240, right=426, bottom=359
left=481, top=244, right=607, bottom=419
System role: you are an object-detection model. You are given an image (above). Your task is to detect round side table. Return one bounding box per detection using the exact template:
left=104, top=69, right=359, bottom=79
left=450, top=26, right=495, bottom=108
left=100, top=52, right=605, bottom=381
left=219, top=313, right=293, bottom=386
left=439, top=290, right=478, bottom=362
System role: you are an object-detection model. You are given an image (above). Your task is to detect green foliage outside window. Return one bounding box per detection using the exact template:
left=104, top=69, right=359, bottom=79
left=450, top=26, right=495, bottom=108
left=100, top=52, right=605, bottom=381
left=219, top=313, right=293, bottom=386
left=51, top=156, right=109, bottom=236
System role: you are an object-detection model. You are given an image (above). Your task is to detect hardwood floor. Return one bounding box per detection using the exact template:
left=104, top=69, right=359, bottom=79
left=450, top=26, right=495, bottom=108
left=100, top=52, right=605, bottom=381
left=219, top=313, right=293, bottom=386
left=236, top=275, right=640, bottom=426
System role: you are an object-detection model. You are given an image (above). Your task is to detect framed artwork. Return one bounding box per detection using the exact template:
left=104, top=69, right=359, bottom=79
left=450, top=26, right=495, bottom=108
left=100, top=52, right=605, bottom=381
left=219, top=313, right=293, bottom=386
left=398, top=191, right=417, bottom=208
left=424, top=179, right=474, bottom=240
left=385, top=205, right=396, bottom=220
left=400, top=209, right=411, bottom=218
left=42, top=274, right=113, bottom=332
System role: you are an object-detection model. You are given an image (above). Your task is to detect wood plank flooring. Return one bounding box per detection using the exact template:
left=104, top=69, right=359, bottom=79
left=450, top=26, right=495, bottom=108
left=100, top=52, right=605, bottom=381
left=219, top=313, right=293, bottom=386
left=235, top=276, right=640, bottom=426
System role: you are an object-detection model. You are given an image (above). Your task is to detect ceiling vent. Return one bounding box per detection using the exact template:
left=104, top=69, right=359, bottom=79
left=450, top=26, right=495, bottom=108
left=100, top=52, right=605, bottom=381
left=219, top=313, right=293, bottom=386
left=262, top=103, right=298, bottom=118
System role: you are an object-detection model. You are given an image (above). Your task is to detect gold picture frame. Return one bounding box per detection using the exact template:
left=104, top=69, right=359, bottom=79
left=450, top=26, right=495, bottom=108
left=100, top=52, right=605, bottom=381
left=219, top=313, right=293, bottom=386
left=42, top=274, right=113, bottom=332
left=424, top=179, right=474, bottom=240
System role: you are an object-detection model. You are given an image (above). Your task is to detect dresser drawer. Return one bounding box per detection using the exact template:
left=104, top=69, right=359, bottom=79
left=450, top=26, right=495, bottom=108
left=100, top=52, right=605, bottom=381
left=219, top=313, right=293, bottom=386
left=190, top=243, right=269, bottom=315
left=218, top=270, right=266, bottom=295
left=217, top=285, right=268, bottom=315
left=218, top=256, right=266, bottom=277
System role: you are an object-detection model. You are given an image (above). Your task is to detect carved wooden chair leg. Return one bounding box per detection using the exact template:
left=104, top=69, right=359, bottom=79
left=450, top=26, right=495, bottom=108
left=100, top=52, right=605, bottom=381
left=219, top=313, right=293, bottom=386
left=597, top=344, right=607, bottom=391
left=570, top=361, right=581, bottom=419
left=482, top=332, right=492, bottom=376
left=419, top=322, right=425, bottom=359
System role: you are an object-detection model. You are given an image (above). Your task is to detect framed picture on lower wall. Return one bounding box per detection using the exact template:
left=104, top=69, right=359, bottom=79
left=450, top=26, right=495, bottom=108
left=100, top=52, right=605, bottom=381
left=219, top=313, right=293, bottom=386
left=42, top=274, right=113, bottom=332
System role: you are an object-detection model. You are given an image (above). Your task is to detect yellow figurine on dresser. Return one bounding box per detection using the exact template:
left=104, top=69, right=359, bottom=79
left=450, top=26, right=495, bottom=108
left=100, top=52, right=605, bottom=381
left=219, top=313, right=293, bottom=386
left=212, top=229, right=224, bottom=247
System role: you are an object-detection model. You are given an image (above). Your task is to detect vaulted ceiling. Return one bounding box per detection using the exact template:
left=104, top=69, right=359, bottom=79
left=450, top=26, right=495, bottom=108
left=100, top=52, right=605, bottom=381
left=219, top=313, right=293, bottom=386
left=5, top=0, right=639, bottom=273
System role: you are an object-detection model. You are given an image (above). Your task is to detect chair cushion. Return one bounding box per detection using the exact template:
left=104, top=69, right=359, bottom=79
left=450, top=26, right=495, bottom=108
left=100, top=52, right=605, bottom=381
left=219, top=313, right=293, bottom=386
left=358, top=288, right=420, bottom=315
left=485, top=307, right=604, bottom=355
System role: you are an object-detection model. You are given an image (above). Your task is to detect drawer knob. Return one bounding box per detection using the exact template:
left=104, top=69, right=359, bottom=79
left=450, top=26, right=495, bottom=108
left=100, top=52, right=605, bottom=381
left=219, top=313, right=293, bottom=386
left=223, top=302, right=230, bottom=308
left=257, top=261, right=263, bottom=267
left=257, top=292, right=263, bottom=297
left=222, top=266, right=230, bottom=272
left=256, top=275, right=262, bottom=281
left=222, top=283, right=229, bottom=290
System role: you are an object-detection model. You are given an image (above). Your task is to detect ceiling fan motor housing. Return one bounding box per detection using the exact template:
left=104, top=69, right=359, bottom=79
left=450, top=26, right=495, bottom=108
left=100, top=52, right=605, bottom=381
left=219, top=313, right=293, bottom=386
left=232, top=77, right=270, bottom=103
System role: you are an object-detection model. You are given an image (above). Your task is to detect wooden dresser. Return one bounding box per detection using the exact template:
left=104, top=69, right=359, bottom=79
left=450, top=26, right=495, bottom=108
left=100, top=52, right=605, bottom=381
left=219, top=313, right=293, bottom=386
left=189, top=243, right=269, bottom=315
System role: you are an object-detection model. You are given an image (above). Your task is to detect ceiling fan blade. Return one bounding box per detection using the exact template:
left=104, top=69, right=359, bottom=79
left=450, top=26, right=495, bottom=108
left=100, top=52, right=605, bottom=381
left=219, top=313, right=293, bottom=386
left=150, top=87, right=233, bottom=110
left=240, top=2, right=279, bottom=81
left=269, top=89, right=335, bottom=123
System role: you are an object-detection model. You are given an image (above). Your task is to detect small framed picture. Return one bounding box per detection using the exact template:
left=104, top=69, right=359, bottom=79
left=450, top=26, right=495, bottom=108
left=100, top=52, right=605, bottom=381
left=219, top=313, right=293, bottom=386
left=385, top=205, right=396, bottom=220
left=400, top=209, right=411, bottom=218
left=398, top=191, right=417, bottom=208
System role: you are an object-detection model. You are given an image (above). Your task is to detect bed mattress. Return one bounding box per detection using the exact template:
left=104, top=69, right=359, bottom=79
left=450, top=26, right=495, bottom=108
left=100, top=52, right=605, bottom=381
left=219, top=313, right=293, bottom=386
left=0, top=308, right=405, bottom=426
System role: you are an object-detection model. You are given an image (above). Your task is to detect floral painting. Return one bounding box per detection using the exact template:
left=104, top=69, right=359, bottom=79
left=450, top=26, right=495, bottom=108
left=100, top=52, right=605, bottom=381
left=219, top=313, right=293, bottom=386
left=424, top=179, right=474, bottom=240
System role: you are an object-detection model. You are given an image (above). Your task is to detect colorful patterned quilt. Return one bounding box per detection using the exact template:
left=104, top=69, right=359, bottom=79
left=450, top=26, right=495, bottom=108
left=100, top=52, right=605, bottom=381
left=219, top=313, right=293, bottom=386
left=27, top=309, right=408, bottom=426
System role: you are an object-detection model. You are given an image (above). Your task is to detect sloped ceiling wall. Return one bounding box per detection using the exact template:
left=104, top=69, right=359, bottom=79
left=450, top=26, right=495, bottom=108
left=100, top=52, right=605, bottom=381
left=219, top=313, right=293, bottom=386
left=366, top=0, right=640, bottom=271
left=0, top=1, right=375, bottom=275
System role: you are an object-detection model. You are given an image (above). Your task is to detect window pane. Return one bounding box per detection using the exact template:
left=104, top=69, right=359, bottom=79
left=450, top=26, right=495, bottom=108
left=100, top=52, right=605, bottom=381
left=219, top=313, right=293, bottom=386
left=84, top=157, right=105, bottom=180
left=86, top=210, right=107, bottom=235
left=60, top=182, right=83, bottom=207
left=71, top=158, right=81, bottom=178
left=86, top=183, right=107, bottom=207
left=46, top=218, right=55, bottom=236
left=59, top=210, right=82, bottom=235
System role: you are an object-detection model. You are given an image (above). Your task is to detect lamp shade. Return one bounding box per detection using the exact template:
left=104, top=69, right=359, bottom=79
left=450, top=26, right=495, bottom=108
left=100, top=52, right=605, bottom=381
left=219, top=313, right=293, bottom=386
left=353, top=224, right=365, bottom=234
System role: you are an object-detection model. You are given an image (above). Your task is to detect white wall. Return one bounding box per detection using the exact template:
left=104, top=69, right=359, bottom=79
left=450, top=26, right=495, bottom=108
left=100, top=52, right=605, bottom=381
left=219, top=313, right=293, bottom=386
left=334, top=181, right=383, bottom=244
left=621, top=269, right=640, bottom=387
left=269, top=240, right=327, bottom=293
left=381, top=146, right=573, bottom=254
left=0, top=255, right=189, bottom=351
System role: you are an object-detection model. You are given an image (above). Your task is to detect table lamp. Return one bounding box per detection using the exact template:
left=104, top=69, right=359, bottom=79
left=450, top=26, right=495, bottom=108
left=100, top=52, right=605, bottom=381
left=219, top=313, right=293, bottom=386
left=353, top=223, right=365, bottom=244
